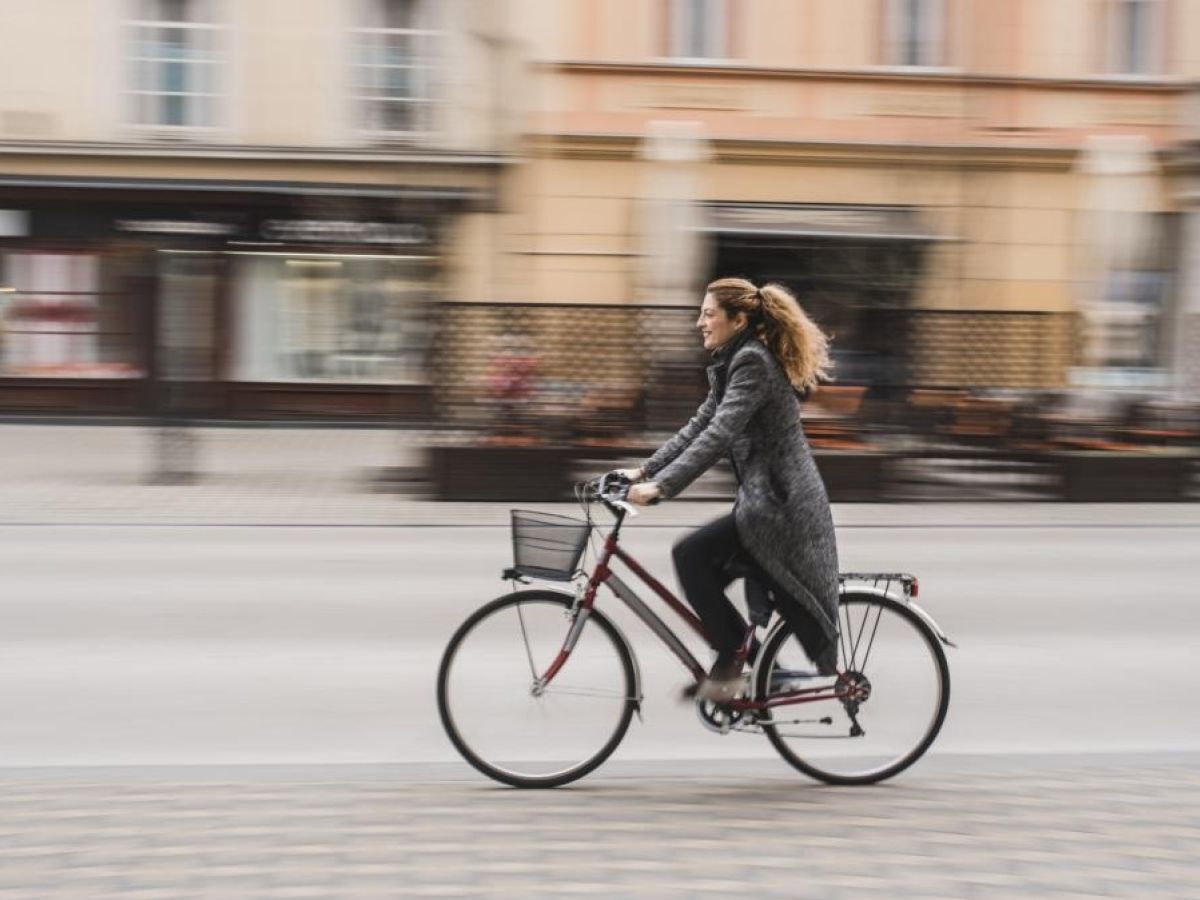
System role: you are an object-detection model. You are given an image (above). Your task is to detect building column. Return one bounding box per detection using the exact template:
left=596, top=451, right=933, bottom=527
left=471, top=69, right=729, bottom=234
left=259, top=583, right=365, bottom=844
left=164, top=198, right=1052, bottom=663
left=1172, top=208, right=1200, bottom=400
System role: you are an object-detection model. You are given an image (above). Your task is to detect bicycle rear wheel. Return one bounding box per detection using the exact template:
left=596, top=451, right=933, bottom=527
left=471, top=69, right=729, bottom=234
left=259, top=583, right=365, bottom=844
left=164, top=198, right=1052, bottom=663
left=437, top=590, right=637, bottom=788
left=756, top=593, right=949, bottom=785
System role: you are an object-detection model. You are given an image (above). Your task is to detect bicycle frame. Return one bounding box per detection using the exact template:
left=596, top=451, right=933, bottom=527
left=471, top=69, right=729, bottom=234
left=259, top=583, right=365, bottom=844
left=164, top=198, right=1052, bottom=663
left=533, top=509, right=854, bottom=714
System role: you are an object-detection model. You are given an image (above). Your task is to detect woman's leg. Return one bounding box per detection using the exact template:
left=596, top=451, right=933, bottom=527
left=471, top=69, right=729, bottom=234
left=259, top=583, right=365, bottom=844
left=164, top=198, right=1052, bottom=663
left=672, top=513, right=747, bottom=660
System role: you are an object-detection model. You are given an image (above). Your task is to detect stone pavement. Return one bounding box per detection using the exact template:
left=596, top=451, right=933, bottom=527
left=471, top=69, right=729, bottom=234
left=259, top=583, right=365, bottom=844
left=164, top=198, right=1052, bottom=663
left=0, top=760, right=1197, bottom=898
left=2, top=422, right=1200, bottom=527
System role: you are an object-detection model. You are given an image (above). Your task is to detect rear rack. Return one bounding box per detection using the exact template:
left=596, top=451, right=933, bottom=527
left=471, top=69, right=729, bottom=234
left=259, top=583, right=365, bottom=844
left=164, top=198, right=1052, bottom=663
left=839, top=572, right=919, bottom=599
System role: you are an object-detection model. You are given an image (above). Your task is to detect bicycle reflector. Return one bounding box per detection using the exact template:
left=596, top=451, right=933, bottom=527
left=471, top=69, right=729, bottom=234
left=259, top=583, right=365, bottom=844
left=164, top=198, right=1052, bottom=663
left=910, top=577, right=920, bottom=598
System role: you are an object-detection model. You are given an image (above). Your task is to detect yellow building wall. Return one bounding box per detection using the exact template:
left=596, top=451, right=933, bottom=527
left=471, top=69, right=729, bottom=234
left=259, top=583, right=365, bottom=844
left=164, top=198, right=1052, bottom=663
left=508, top=145, right=1094, bottom=317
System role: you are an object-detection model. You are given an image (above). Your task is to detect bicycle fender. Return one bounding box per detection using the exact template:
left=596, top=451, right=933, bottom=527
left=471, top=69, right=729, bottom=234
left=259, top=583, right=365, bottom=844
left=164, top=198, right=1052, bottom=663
left=905, top=599, right=957, bottom=648
left=753, top=590, right=956, bottom=684
left=839, top=587, right=957, bottom=649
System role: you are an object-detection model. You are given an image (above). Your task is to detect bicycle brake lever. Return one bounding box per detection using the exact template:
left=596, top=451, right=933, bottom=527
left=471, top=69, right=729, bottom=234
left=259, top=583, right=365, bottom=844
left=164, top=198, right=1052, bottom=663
left=613, top=500, right=639, bottom=517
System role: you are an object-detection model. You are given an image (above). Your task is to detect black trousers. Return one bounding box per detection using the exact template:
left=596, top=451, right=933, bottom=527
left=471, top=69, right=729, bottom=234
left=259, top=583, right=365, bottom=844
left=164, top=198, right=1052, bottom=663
left=673, top=512, right=837, bottom=672
left=671, top=513, right=749, bottom=658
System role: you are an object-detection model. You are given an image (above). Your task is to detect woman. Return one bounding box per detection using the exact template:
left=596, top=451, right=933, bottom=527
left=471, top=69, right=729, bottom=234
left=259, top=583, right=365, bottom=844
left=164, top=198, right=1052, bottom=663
left=624, top=278, right=840, bottom=701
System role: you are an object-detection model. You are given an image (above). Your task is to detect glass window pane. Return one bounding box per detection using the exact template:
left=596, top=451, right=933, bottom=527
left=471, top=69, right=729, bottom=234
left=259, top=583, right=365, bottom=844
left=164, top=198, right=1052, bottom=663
left=384, top=31, right=415, bottom=62
left=381, top=99, right=414, bottom=131
left=164, top=92, right=185, bottom=126
left=382, top=0, right=417, bottom=31
left=159, top=0, right=189, bottom=23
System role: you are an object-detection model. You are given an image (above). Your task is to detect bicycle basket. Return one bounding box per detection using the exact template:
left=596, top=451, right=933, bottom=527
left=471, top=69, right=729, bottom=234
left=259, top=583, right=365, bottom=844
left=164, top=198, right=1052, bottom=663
left=510, top=510, right=591, bottom=582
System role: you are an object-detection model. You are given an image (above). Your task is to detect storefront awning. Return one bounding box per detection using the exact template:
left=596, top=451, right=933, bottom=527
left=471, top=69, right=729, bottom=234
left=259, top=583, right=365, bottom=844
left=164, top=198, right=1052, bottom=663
left=0, top=175, right=487, bottom=204
left=696, top=204, right=949, bottom=242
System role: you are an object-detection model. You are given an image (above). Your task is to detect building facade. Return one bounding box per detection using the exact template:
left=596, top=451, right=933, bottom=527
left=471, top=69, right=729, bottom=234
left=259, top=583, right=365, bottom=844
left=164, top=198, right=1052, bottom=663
left=0, top=0, right=517, bottom=417
left=3, top=0, right=1199, bottom=422
left=455, top=0, right=1200, bottom=414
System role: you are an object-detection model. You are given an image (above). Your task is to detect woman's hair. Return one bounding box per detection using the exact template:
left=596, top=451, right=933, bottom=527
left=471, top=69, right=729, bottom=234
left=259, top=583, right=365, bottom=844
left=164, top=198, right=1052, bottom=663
left=705, top=277, right=832, bottom=393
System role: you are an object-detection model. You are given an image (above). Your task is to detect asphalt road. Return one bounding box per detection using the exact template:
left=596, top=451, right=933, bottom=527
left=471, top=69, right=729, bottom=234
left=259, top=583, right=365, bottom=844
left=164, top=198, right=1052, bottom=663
left=0, top=514, right=1197, bottom=769
left=2, top=513, right=1199, bottom=896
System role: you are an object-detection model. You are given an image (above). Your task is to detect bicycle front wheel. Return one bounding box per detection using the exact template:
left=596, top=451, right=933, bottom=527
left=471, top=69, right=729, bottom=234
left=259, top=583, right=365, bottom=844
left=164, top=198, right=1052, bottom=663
left=756, top=593, right=950, bottom=785
left=437, top=590, right=637, bottom=788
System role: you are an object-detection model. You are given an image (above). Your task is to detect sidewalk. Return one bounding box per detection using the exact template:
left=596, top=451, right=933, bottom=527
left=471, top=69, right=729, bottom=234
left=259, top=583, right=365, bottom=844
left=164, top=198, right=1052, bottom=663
left=2, top=760, right=1197, bottom=897
left=1, top=423, right=1199, bottom=526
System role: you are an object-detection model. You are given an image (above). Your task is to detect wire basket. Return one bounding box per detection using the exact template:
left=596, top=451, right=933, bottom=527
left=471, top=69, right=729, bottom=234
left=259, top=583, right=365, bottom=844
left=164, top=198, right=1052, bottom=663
left=510, top=510, right=591, bottom=582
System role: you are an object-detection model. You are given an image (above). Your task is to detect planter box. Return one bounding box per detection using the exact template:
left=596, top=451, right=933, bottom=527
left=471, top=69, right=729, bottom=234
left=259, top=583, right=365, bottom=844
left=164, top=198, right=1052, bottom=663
left=428, top=444, right=574, bottom=501
left=814, top=451, right=892, bottom=503
left=1055, top=452, right=1197, bottom=502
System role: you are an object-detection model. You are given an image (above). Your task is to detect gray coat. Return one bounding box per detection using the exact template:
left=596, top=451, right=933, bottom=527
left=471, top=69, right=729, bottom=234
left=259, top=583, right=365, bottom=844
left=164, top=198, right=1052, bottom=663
left=642, top=333, right=840, bottom=648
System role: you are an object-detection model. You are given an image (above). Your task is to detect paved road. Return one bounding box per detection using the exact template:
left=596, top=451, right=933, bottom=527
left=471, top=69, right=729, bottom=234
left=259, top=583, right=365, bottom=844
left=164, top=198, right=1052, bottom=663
left=2, top=760, right=1198, bottom=897
left=1, top=517, right=1197, bottom=766
left=1, top=512, right=1198, bottom=895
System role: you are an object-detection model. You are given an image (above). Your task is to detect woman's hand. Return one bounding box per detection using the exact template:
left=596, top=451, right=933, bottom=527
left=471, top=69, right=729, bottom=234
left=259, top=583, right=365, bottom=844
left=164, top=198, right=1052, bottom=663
left=614, top=467, right=644, bottom=482
left=628, top=482, right=662, bottom=506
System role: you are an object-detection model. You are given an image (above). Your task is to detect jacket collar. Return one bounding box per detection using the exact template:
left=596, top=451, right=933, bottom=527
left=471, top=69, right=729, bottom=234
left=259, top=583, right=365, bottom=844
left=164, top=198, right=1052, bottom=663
left=706, top=327, right=756, bottom=396
left=708, top=326, right=755, bottom=367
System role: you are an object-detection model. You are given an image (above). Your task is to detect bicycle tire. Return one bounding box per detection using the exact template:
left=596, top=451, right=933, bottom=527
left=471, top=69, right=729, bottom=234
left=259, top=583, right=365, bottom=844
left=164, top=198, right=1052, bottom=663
left=437, top=590, right=637, bottom=788
left=756, top=593, right=950, bottom=786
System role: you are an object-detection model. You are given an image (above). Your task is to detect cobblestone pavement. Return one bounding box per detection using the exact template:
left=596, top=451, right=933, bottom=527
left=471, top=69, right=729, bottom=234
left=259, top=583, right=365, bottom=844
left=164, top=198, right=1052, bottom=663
left=1, top=762, right=1197, bottom=898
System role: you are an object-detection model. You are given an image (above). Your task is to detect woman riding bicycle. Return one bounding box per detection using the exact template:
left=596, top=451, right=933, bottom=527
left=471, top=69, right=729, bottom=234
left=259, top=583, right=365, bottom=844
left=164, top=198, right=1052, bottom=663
left=623, top=278, right=840, bottom=702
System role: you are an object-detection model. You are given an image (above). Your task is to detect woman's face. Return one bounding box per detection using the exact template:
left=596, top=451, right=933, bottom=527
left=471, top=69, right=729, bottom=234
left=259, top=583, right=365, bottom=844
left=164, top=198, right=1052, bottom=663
left=696, top=293, right=746, bottom=351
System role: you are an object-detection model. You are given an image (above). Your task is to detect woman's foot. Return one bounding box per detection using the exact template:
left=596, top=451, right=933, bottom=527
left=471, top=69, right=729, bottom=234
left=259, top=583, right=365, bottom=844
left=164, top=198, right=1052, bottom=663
left=682, top=655, right=747, bottom=703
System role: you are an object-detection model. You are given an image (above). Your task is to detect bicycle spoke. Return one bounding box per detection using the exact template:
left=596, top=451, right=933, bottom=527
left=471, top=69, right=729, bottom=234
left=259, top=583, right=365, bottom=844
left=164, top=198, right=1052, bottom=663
left=515, top=602, right=538, bottom=681
left=859, top=602, right=886, bottom=672
left=849, top=600, right=871, bottom=669
left=839, top=601, right=852, bottom=667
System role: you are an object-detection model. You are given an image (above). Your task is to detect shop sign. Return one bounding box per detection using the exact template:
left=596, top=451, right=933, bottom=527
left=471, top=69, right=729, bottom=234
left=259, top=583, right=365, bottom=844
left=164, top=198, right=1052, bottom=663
left=115, top=219, right=239, bottom=237
left=259, top=219, right=429, bottom=245
left=716, top=206, right=890, bottom=232
left=704, top=204, right=935, bottom=241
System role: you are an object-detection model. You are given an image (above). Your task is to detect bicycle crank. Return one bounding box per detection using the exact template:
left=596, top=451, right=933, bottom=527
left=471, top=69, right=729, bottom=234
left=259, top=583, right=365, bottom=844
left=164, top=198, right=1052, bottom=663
left=694, top=699, right=748, bottom=734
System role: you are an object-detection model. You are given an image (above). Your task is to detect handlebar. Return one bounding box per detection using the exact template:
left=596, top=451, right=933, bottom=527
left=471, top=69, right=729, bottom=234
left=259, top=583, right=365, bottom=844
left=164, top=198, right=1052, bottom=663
left=584, top=471, right=660, bottom=518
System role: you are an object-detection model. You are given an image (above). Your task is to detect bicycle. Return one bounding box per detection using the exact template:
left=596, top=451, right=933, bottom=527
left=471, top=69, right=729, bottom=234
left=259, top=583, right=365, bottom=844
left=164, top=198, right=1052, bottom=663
left=437, top=472, right=954, bottom=788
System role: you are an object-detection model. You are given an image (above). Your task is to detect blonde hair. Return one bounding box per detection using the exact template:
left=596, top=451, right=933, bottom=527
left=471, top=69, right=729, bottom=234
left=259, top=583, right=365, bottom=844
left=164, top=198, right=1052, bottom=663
left=705, top=277, right=832, bottom=393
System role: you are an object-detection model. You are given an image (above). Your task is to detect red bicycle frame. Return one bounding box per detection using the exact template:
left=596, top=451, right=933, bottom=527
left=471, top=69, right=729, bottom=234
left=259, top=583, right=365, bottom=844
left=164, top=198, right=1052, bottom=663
left=534, top=516, right=854, bottom=713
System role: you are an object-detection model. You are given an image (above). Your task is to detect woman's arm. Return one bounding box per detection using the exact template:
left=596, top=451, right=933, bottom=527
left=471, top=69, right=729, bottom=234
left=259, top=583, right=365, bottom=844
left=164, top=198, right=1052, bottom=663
left=652, top=354, right=767, bottom=499
left=639, top=389, right=718, bottom=480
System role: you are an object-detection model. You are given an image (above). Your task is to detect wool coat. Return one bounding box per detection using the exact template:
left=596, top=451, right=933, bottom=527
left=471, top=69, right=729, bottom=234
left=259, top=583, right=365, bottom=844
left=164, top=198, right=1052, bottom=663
left=642, top=331, right=841, bottom=655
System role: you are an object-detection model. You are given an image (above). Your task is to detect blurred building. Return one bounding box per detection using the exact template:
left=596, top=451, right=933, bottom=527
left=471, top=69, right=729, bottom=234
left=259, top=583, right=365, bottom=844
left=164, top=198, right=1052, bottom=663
left=434, top=0, right=1200, bottom=426
left=0, top=0, right=518, bottom=417
left=3, top=1, right=1200, bottom=424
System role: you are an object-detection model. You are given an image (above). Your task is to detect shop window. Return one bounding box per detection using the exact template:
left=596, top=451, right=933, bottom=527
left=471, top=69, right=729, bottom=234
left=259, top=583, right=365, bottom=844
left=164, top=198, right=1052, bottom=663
left=127, top=0, right=223, bottom=130
left=0, top=253, right=144, bottom=379
left=883, top=0, right=944, bottom=68
left=233, top=254, right=435, bottom=384
left=352, top=0, right=439, bottom=137
left=665, top=0, right=729, bottom=60
left=1102, top=0, right=1164, bottom=76
left=1093, top=268, right=1170, bottom=368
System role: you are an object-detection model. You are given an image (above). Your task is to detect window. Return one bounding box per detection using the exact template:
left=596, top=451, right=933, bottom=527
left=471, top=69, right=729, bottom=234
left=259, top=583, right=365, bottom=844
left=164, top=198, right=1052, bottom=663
left=127, top=0, right=223, bottom=130
left=666, top=0, right=728, bottom=60
left=234, top=254, right=436, bottom=384
left=1104, top=0, right=1163, bottom=76
left=352, top=0, right=439, bottom=137
left=0, top=253, right=144, bottom=379
left=883, top=0, right=944, bottom=68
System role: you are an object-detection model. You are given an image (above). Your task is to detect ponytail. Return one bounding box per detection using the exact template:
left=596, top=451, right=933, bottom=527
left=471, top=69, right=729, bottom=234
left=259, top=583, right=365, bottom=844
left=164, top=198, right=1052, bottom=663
left=755, top=282, right=832, bottom=394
